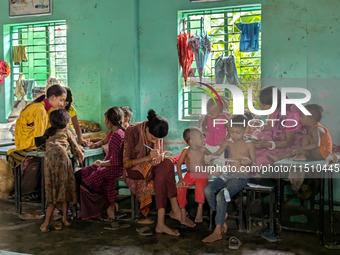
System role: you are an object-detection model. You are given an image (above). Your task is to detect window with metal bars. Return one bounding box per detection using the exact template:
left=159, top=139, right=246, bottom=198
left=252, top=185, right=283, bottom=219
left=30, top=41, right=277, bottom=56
left=179, top=5, right=261, bottom=119
left=9, top=21, right=68, bottom=100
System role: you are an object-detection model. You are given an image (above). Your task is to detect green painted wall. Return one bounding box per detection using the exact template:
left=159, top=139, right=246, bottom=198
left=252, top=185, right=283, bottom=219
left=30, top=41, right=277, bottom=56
left=1, top=0, right=340, bottom=199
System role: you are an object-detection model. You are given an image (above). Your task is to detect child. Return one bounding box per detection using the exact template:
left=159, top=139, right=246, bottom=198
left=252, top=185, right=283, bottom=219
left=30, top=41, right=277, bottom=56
left=176, top=127, right=212, bottom=223
left=121, top=106, right=133, bottom=130
left=202, top=115, right=255, bottom=242
left=268, top=104, right=332, bottom=162
left=292, top=104, right=332, bottom=161
left=89, top=106, right=132, bottom=154
left=40, top=109, right=84, bottom=232
left=78, top=107, right=125, bottom=220
left=64, top=87, right=88, bottom=146
left=198, top=96, right=230, bottom=165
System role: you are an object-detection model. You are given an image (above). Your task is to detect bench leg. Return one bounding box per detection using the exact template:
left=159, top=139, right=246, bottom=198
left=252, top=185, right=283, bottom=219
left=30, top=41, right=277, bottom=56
left=41, top=158, right=45, bottom=214
left=245, top=190, right=252, bottom=232
left=269, top=191, right=275, bottom=234
left=237, top=191, right=244, bottom=231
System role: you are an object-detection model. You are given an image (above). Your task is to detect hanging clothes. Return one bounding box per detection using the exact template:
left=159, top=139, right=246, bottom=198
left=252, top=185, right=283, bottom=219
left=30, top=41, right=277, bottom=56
left=15, top=73, right=26, bottom=100
left=13, top=45, right=28, bottom=65
left=215, top=52, right=239, bottom=85
left=21, top=79, right=36, bottom=101
left=236, top=22, right=261, bottom=52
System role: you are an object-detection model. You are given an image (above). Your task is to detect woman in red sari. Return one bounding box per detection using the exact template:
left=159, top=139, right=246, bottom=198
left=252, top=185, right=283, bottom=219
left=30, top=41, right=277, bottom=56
left=123, top=109, right=195, bottom=236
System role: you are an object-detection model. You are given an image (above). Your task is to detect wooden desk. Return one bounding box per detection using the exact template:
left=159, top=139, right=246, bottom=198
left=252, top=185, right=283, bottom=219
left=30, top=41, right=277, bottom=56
left=274, top=158, right=335, bottom=245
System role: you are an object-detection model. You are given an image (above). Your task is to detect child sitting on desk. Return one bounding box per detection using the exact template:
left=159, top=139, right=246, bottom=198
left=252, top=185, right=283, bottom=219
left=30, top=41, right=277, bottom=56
left=176, top=127, right=212, bottom=224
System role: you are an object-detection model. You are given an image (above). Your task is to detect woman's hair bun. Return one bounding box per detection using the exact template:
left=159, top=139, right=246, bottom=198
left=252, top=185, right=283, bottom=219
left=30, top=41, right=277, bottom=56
left=147, top=109, right=157, bottom=121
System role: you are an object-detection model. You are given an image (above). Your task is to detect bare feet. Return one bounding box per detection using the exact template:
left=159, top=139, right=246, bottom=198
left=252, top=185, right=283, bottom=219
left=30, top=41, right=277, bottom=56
left=156, top=224, right=180, bottom=236
left=202, top=228, right=223, bottom=243
left=333, top=154, right=340, bottom=163
left=291, top=154, right=307, bottom=161
left=222, top=223, right=228, bottom=234
left=40, top=223, right=50, bottom=233
left=180, top=216, right=196, bottom=228
left=169, top=210, right=181, bottom=221
left=62, top=219, right=71, bottom=227
left=267, top=154, right=281, bottom=162
left=195, top=216, right=203, bottom=223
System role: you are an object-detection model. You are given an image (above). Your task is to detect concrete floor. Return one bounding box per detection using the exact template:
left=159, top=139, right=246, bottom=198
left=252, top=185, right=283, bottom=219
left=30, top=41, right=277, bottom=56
left=0, top=198, right=339, bottom=255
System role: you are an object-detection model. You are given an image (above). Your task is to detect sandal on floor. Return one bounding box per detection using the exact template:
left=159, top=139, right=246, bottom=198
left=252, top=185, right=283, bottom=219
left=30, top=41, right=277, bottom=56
left=115, top=212, right=128, bottom=220
left=104, top=221, right=131, bottom=231
left=136, top=218, right=155, bottom=225
left=19, top=212, right=45, bottom=220
left=136, top=226, right=154, bottom=236
left=54, top=221, right=63, bottom=230
left=99, top=217, right=115, bottom=223
left=40, top=224, right=50, bottom=233
left=261, top=230, right=278, bottom=243
left=228, top=236, right=241, bottom=250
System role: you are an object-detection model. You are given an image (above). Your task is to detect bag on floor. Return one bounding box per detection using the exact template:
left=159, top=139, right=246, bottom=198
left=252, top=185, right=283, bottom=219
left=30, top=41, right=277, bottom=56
left=21, top=157, right=41, bottom=195
left=0, top=159, right=14, bottom=198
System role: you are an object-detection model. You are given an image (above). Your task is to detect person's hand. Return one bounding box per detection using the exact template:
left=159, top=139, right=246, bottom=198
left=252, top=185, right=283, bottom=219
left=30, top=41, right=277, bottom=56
left=102, top=145, right=108, bottom=154
left=292, top=147, right=303, bottom=155
left=149, top=149, right=160, bottom=160
left=78, top=155, right=85, bottom=165
left=78, top=138, right=89, bottom=147
left=176, top=179, right=185, bottom=188
left=93, top=160, right=102, bottom=166
left=253, top=138, right=270, bottom=149
left=89, top=142, right=96, bottom=149
left=240, top=157, right=252, bottom=166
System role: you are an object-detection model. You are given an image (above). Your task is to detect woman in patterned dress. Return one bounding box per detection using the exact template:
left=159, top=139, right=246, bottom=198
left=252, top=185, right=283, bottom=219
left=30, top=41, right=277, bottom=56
left=40, top=109, right=84, bottom=232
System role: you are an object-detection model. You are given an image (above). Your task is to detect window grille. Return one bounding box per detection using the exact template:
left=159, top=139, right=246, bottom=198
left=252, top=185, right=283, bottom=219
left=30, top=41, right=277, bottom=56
left=179, top=5, right=261, bottom=119
left=9, top=21, right=68, bottom=100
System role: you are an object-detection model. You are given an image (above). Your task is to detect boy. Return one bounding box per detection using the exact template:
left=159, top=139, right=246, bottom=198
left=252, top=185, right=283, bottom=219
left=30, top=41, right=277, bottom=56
left=292, top=104, right=332, bottom=161
left=176, top=127, right=212, bottom=223
left=203, top=115, right=256, bottom=243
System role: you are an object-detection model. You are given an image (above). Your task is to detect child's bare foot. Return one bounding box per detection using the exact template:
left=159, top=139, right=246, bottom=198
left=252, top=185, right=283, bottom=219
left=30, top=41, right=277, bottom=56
left=169, top=210, right=181, bottom=221
left=156, top=224, right=180, bottom=236
left=333, top=154, right=340, bottom=163
left=180, top=216, right=196, bottom=227
left=62, top=219, right=71, bottom=227
left=40, top=223, right=50, bottom=233
left=267, top=154, right=281, bottom=162
left=202, top=228, right=223, bottom=243
left=292, top=154, right=307, bottom=161
left=222, top=223, right=228, bottom=234
left=195, top=216, right=203, bottom=223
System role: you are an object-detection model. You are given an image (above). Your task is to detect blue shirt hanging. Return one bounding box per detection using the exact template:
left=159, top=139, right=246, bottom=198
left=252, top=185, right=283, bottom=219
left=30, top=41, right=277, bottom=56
left=236, top=22, right=261, bottom=52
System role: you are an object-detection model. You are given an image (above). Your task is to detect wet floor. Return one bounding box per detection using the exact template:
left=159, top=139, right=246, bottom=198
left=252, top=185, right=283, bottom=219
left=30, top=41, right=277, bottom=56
left=0, top=199, right=338, bottom=255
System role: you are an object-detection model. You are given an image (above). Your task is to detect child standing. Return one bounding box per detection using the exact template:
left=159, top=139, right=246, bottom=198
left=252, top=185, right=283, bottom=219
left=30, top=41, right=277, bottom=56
left=64, top=87, right=88, bottom=146
left=77, top=107, right=125, bottom=220
left=176, top=127, right=212, bottom=223
left=199, top=96, right=230, bottom=166
left=40, top=109, right=84, bottom=232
